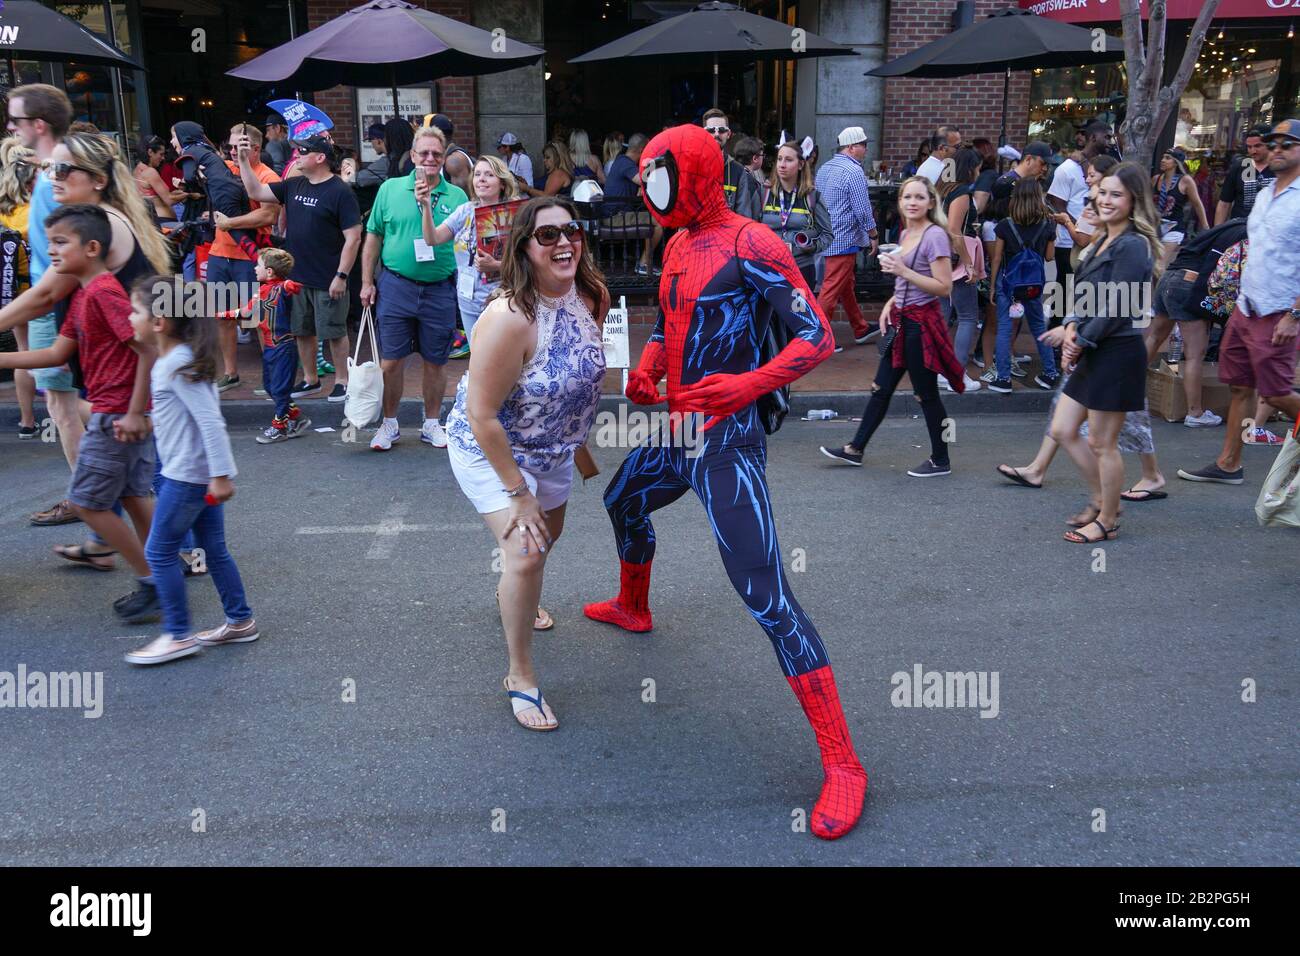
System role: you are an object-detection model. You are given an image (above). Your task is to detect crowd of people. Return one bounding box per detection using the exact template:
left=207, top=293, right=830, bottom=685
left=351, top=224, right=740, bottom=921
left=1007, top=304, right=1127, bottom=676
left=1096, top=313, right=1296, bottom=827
left=3, top=78, right=1300, bottom=843
left=1, top=85, right=1298, bottom=676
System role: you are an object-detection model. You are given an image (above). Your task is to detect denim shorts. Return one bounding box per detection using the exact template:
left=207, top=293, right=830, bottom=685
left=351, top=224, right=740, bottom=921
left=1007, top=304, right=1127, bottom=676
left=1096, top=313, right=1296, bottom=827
left=1154, top=270, right=1203, bottom=324
left=28, top=314, right=76, bottom=392
left=377, top=270, right=457, bottom=364
left=68, top=413, right=156, bottom=510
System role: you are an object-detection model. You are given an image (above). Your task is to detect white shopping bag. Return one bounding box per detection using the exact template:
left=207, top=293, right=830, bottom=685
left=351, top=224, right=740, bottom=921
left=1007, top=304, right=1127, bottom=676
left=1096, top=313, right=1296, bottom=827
left=1255, top=425, right=1300, bottom=528
left=344, top=306, right=384, bottom=428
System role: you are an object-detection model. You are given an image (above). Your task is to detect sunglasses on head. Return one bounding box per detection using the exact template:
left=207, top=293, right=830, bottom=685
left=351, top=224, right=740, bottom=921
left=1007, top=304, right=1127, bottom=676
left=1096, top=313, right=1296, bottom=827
left=531, top=221, right=584, bottom=246
left=46, top=161, right=97, bottom=181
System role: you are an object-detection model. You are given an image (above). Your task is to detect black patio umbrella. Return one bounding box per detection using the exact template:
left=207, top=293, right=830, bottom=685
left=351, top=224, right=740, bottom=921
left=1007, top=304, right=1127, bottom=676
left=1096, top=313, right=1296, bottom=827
left=227, top=0, right=545, bottom=117
left=868, top=8, right=1123, bottom=145
left=0, top=0, right=143, bottom=74
left=570, top=1, right=858, bottom=105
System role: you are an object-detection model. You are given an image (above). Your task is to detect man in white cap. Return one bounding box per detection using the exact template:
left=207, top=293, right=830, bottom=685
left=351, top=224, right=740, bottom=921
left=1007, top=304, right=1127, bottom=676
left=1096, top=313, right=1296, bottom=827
left=815, top=126, right=879, bottom=344
left=496, top=132, right=534, bottom=190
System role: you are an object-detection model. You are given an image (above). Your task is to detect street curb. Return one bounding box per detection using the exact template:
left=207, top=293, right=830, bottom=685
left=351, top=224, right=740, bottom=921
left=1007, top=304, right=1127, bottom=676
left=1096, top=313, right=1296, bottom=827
left=0, top=388, right=1052, bottom=430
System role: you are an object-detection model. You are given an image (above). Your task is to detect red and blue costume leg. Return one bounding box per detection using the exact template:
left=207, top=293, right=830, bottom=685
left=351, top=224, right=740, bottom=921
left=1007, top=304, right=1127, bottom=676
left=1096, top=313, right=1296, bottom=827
left=584, top=124, right=867, bottom=839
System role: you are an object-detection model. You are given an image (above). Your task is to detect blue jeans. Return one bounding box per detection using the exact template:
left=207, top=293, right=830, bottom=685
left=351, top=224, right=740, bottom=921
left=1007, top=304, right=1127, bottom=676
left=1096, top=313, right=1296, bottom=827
left=151, top=446, right=195, bottom=552
left=995, top=282, right=1058, bottom=381
left=145, top=476, right=251, bottom=637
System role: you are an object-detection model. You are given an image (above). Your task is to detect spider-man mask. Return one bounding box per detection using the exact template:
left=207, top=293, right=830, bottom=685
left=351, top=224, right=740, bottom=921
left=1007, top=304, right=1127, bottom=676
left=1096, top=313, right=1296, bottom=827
left=640, top=124, right=726, bottom=230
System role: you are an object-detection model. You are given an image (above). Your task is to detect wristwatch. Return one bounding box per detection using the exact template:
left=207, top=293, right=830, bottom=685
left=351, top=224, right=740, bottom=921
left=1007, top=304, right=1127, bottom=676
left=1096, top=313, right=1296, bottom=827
left=1289, top=308, right=1300, bottom=320
left=335, top=271, right=348, bottom=281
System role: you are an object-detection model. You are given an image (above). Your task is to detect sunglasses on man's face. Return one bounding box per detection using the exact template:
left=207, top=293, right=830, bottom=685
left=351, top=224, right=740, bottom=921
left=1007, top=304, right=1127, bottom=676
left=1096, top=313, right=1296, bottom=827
left=706, top=126, right=729, bottom=136
left=46, top=161, right=97, bottom=181
left=531, top=221, right=584, bottom=246
left=1268, top=139, right=1300, bottom=152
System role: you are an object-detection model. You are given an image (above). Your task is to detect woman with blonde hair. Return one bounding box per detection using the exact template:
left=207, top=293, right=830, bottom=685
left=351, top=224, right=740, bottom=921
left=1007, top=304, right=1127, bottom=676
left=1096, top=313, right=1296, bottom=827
left=0, top=130, right=172, bottom=541
left=567, top=128, right=605, bottom=185
left=422, top=153, right=522, bottom=344
left=601, top=132, right=622, bottom=177
left=0, top=137, right=40, bottom=437
left=523, top=140, right=574, bottom=198
left=445, top=196, right=608, bottom=730
left=820, top=176, right=966, bottom=477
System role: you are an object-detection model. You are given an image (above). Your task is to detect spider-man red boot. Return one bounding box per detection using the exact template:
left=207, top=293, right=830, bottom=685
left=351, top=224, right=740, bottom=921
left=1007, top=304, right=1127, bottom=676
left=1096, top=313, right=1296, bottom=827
left=787, top=666, right=867, bottom=839
left=583, top=560, right=653, bottom=633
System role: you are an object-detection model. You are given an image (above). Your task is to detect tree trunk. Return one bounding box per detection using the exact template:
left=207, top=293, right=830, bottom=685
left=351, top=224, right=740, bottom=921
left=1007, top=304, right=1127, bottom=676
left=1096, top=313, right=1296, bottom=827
left=1118, top=0, right=1222, bottom=171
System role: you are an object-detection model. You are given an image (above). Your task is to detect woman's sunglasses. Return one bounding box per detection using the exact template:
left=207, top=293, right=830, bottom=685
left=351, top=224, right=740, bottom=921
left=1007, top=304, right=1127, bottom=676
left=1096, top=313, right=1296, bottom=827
left=531, top=221, right=584, bottom=246
left=46, top=161, right=98, bottom=181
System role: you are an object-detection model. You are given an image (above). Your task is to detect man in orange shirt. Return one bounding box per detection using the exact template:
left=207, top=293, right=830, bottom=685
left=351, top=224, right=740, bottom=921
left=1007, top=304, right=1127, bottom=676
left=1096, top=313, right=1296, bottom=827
left=210, top=123, right=281, bottom=391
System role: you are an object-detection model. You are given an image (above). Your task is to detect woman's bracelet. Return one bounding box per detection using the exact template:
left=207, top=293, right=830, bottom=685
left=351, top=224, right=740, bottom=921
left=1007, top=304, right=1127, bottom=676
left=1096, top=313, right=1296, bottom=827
left=504, top=477, right=529, bottom=498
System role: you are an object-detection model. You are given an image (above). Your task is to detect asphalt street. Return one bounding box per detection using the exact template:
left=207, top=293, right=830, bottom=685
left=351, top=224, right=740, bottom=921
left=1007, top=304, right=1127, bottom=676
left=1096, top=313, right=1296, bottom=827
left=0, top=412, right=1295, bottom=865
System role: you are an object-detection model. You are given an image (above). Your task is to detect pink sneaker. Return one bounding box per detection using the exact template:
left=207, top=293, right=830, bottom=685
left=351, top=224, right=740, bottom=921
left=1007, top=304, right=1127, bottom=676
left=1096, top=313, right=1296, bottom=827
left=194, top=619, right=260, bottom=646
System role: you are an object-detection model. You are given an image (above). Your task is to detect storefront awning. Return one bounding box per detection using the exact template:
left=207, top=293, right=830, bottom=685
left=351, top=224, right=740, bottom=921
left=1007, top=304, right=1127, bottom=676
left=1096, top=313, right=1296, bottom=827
left=1019, top=0, right=1299, bottom=23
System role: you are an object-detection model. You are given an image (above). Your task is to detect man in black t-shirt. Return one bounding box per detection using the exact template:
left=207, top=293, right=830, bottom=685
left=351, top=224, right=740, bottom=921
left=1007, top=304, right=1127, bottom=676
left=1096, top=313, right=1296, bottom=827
left=237, top=133, right=363, bottom=401
left=1215, top=127, right=1275, bottom=225
left=987, top=142, right=1052, bottom=225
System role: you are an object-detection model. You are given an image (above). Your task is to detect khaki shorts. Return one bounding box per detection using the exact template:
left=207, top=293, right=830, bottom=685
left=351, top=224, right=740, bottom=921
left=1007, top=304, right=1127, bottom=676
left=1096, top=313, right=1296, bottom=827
left=68, top=413, right=156, bottom=511
left=292, top=284, right=350, bottom=340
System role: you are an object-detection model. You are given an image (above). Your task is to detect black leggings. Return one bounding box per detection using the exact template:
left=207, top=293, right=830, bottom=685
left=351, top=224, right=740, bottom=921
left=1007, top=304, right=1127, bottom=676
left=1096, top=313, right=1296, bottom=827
left=851, top=317, right=950, bottom=465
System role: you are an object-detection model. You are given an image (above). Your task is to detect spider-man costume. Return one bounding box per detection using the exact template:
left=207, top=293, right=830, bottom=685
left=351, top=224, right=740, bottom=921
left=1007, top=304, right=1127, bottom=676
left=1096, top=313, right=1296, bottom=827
left=583, top=124, right=867, bottom=840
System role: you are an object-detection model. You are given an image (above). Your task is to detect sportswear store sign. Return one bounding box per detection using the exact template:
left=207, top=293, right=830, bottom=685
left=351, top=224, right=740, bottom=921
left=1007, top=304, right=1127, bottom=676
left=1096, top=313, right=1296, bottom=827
left=1021, top=0, right=1300, bottom=22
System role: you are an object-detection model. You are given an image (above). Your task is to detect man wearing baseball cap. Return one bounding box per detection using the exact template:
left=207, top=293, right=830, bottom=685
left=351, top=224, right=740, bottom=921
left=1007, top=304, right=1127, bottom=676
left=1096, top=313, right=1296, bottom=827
left=496, top=132, right=534, bottom=189
left=814, top=126, right=879, bottom=344
left=237, top=131, right=362, bottom=402
left=263, top=114, right=291, bottom=176
left=1180, top=119, right=1300, bottom=486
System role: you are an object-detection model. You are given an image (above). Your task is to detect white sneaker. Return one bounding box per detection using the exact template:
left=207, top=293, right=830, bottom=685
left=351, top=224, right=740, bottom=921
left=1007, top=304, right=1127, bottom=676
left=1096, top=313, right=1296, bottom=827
left=1184, top=409, right=1223, bottom=428
left=420, top=420, right=448, bottom=448
left=370, top=419, right=401, bottom=451
left=963, top=374, right=982, bottom=392
left=124, top=634, right=201, bottom=666
left=937, top=375, right=953, bottom=392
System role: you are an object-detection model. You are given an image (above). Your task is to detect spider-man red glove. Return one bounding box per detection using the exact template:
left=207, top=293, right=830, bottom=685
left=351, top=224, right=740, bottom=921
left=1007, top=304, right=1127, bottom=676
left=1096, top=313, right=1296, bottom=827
left=676, top=335, right=828, bottom=424
left=625, top=339, right=666, bottom=405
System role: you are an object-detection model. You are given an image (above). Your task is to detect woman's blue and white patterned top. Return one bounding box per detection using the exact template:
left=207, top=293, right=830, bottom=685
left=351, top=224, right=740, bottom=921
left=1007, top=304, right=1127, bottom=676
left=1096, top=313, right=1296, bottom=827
left=447, top=285, right=606, bottom=472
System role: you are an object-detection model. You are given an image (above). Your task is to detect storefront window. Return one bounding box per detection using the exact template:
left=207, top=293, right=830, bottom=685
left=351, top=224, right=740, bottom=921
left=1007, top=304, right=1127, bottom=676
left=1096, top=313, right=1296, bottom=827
left=1178, top=27, right=1295, bottom=157
left=1028, top=63, right=1127, bottom=148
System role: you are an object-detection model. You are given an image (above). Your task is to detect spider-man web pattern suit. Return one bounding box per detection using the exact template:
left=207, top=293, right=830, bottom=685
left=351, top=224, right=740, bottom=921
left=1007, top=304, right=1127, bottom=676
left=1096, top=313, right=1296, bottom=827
left=583, top=124, right=867, bottom=839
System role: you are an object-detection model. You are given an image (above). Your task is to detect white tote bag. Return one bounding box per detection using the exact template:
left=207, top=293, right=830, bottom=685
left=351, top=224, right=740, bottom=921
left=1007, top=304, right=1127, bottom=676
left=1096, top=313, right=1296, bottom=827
left=1255, top=425, right=1300, bottom=528
left=344, top=306, right=384, bottom=428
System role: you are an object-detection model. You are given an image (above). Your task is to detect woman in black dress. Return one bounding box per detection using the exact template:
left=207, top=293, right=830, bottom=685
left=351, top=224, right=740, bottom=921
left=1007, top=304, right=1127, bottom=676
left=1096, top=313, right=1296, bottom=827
left=1040, top=162, right=1162, bottom=543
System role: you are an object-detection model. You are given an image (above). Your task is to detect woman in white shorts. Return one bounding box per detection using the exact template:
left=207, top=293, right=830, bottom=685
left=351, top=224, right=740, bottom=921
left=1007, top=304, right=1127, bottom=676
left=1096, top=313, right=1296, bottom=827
left=446, top=196, right=608, bottom=731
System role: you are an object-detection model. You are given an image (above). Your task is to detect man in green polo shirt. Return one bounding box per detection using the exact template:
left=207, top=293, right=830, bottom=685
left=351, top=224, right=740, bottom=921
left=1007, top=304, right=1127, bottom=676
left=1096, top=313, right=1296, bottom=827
left=360, top=125, right=468, bottom=450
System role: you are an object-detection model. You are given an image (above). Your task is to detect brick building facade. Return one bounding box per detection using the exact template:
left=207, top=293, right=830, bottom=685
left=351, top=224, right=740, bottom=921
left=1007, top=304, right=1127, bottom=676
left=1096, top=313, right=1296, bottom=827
left=880, top=0, right=1032, bottom=168
left=306, top=0, right=479, bottom=155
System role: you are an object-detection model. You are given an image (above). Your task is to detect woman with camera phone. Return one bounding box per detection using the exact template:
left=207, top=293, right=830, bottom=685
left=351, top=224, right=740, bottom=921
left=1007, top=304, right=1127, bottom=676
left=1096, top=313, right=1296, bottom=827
left=761, top=138, right=831, bottom=293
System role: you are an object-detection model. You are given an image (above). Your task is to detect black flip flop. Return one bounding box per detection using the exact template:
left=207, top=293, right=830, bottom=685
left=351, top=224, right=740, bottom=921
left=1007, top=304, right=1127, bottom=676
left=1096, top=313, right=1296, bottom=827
left=1120, top=488, right=1168, bottom=502
left=54, top=544, right=118, bottom=571
left=996, top=465, right=1042, bottom=489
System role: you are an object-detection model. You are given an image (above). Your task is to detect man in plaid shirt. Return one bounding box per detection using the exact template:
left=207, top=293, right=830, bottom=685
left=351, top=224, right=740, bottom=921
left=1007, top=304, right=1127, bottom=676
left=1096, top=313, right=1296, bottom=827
left=816, top=126, right=879, bottom=344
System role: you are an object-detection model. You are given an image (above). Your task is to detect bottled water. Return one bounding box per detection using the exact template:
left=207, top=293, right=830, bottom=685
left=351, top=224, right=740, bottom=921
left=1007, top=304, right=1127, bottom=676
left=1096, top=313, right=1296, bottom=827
left=1168, top=325, right=1183, bottom=363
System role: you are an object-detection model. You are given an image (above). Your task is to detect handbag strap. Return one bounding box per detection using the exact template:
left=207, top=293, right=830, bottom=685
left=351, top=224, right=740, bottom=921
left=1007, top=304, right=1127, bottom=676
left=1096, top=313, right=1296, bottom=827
left=352, top=306, right=378, bottom=364
left=896, top=223, right=935, bottom=315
